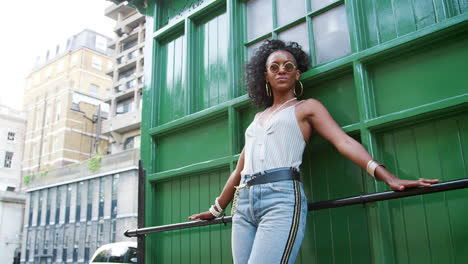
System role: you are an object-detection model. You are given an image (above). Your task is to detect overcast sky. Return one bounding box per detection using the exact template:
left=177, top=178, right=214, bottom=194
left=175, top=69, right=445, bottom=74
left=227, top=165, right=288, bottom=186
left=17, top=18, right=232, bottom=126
left=0, top=0, right=116, bottom=110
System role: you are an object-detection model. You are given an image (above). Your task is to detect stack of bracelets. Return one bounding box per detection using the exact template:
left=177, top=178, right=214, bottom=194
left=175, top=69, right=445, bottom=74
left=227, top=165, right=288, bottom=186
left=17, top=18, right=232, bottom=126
left=209, top=197, right=225, bottom=217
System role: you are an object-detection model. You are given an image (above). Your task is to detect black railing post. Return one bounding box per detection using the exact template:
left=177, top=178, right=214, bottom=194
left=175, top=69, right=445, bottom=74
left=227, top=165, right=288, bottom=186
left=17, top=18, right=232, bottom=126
left=137, top=160, right=146, bottom=264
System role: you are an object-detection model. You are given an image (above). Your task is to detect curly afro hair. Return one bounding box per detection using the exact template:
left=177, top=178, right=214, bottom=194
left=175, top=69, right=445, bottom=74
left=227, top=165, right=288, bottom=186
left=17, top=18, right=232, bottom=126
left=245, top=39, right=310, bottom=108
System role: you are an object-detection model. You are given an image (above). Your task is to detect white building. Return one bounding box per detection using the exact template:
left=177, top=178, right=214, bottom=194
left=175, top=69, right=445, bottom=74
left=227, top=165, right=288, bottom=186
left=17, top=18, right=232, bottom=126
left=0, top=104, right=26, bottom=263
left=0, top=104, right=26, bottom=191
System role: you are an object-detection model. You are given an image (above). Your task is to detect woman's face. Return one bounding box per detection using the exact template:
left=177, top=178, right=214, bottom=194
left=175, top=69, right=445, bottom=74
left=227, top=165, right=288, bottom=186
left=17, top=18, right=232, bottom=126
left=264, top=50, right=300, bottom=94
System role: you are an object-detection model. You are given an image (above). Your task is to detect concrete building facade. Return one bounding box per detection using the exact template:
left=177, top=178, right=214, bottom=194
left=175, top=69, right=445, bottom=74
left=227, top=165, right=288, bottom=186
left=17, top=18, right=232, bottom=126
left=20, top=149, right=139, bottom=264
left=0, top=104, right=26, bottom=191
left=102, top=2, right=145, bottom=154
left=0, top=104, right=26, bottom=263
left=22, top=29, right=113, bottom=176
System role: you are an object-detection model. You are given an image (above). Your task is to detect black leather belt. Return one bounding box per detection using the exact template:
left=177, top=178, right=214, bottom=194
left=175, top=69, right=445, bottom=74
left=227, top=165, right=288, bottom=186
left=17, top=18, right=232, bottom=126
left=245, top=167, right=300, bottom=187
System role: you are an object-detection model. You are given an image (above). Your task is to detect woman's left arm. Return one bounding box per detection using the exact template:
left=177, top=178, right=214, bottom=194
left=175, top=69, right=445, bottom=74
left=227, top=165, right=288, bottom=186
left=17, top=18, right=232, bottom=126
left=300, top=99, right=438, bottom=191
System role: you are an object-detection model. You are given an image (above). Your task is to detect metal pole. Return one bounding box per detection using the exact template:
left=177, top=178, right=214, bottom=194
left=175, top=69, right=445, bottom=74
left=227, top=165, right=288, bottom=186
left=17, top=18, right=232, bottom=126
left=125, top=178, right=468, bottom=237
left=137, top=160, right=146, bottom=264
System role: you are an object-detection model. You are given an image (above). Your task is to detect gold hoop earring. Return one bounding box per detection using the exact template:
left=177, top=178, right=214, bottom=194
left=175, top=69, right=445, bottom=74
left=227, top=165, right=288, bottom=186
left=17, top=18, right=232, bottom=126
left=295, top=80, right=304, bottom=97
left=265, top=82, right=272, bottom=97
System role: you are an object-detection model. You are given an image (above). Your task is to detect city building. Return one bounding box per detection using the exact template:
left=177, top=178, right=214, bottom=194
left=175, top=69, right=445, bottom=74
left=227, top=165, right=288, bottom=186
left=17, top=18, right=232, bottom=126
left=22, top=29, right=113, bottom=176
left=102, top=2, right=145, bottom=154
left=0, top=104, right=26, bottom=263
left=20, top=149, right=139, bottom=263
left=0, top=104, right=26, bottom=191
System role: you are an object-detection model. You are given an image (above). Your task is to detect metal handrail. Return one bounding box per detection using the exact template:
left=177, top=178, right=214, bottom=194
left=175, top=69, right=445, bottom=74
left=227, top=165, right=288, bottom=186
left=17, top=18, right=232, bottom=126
left=125, top=178, right=468, bottom=238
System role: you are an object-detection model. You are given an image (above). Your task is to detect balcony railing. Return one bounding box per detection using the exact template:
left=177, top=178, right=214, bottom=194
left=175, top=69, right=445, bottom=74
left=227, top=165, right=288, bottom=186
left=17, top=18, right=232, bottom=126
left=125, top=177, right=468, bottom=237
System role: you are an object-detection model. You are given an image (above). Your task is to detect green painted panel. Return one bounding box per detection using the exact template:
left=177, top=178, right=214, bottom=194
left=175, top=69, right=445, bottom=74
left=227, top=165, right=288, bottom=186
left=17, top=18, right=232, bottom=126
left=363, top=0, right=441, bottom=48
left=158, top=34, right=188, bottom=124
left=157, top=0, right=204, bottom=29
left=304, top=73, right=360, bottom=127
left=375, top=0, right=398, bottom=43
left=461, top=0, right=468, bottom=13
left=370, top=36, right=468, bottom=117
left=195, top=11, right=230, bottom=111
left=156, top=116, right=230, bottom=172
left=298, top=135, right=372, bottom=264
left=376, top=112, right=468, bottom=264
left=152, top=170, right=233, bottom=263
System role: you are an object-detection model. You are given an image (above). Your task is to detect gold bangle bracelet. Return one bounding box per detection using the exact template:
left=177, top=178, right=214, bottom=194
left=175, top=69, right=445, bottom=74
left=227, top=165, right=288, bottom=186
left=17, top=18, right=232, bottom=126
left=366, top=160, right=382, bottom=177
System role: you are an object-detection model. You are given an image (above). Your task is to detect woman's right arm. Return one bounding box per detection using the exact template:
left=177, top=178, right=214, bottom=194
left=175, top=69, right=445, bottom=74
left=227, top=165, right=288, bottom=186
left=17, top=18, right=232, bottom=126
left=188, top=148, right=245, bottom=220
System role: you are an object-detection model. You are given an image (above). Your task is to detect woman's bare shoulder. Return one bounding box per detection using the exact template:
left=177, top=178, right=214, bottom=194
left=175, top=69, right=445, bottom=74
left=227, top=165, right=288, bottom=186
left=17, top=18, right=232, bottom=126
left=296, top=98, right=325, bottom=115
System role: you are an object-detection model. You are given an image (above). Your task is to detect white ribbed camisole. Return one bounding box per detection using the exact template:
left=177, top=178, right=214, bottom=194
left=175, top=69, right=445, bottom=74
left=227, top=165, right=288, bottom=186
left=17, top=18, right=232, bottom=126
left=241, top=101, right=306, bottom=176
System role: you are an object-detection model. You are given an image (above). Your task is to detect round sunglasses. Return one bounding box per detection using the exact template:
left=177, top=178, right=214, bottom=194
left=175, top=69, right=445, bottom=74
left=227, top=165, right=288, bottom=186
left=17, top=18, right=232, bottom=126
left=267, top=62, right=297, bottom=74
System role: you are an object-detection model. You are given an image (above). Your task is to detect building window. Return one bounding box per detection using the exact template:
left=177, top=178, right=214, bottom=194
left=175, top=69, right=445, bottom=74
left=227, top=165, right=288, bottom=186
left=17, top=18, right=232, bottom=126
left=4, top=151, right=13, bottom=168
left=71, top=54, right=79, bottom=66
left=111, top=174, right=119, bottom=219
left=55, top=101, right=61, bottom=121
left=87, top=180, right=93, bottom=221
left=116, top=98, right=133, bottom=115
left=46, top=189, right=51, bottom=225
left=95, top=35, right=108, bottom=51
left=107, top=61, right=113, bottom=72
left=118, top=68, right=135, bottom=80
left=37, top=191, right=43, bottom=226
left=126, top=79, right=137, bottom=89
left=76, top=182, right=83, bottom=222
left=7, top=132, right=15, bottom=141
left=97, top=223, right=104, bottom=247
left=35, top=109, right=41, bottom=130
left=65, top=185, right=71, bottom=223
left=41, top=139, right=48, bottom=157
left=32, top=144, right=37, bottom=159
left=89, top=84, right=99, bottom=97
left=111, top=220, right=117, bottom=242
left=245, top=0, right=350, bottom=65
left=52, top=136, right=59, bottom=153
left=55, top=187, right=61, bottom=224
left=28, top=193, right=34, bottom=226
left=92, top=56, right=102, bottom=70
left=45, top=105, right=51, bottom=125
left=128, top=50, right=138, bottom=60
left=121, top=38, right=138, bottom=52
left=57, top=60, right=64, bottom=72
left=123, top=137, right=134, bottom=150
left=34, top=73, right=40, bottom=85
left=43, top=230, right=49, bottom=254
left=98, top=178, right=105, bottom=219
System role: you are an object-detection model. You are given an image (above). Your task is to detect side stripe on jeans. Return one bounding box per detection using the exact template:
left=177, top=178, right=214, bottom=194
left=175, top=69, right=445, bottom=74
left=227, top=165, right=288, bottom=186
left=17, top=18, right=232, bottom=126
left=280, top=180, right=301, bottom=264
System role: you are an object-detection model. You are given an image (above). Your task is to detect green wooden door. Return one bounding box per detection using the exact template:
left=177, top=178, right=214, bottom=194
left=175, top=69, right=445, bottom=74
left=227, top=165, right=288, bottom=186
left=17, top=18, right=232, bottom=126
left=138, top=0, right=468, bottom=263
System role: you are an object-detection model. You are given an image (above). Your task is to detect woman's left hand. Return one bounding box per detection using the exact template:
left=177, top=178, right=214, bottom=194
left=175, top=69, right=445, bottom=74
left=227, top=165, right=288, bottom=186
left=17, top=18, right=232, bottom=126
left=376, top=166, right=439, bottom=191
left=387, top=178, right=440, bottom=191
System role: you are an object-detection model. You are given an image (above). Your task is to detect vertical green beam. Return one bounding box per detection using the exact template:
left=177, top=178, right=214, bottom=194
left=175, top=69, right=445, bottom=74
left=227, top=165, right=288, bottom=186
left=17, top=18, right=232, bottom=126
left=443, top=0, right=460, bottom=17
left=141, top=2, right=158, bottom=263
left=345, top=0, right=364, bottom=52
left=227, top=0, right=246, bottom=98
left=228, top=0, right=245, bottom=170
left=353, top=61, right=380, bottom=263
left=305, top=0, right=317, bottom=67
left=185, top=17, right=196, bottom=113
left=272, top=0, right=278, bottom=39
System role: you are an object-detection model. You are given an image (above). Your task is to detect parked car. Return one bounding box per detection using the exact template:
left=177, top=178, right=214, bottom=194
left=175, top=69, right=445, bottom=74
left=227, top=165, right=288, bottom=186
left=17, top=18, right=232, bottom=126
left=90, top=241, right=137, bottom=263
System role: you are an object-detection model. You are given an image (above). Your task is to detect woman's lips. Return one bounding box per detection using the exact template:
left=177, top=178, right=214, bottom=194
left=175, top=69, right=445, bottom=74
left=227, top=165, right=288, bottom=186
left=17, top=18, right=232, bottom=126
left=276, top=77, right=288, bottom=81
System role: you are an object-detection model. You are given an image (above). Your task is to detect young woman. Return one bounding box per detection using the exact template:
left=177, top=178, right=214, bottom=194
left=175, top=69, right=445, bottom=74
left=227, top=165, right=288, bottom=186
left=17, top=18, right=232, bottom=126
left=188, top=40, right=438, bottom=264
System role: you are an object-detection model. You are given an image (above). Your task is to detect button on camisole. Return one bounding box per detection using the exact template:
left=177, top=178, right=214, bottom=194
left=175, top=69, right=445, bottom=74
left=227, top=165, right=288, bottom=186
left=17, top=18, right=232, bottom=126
left=241, top=101, right=306, bottom=176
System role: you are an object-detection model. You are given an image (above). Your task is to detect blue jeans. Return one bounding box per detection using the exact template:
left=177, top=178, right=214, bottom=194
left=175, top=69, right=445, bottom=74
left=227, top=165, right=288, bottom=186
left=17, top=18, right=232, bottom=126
left=232, top=176, right=308, bottom=264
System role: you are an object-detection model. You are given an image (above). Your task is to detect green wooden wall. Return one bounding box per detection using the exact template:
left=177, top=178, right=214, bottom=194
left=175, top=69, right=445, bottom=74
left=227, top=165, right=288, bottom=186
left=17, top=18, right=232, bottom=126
left=139, top=0, right=468, bottom=263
